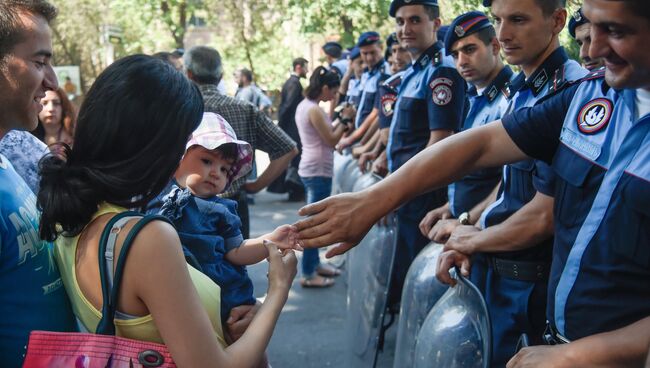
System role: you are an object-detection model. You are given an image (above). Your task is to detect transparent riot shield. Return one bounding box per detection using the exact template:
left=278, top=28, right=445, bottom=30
left=413, top=269, right=492, bottom=368
left=340, top=158, right=363, bottom=193
left=393, top=242, right=449, bottom=368
left=345, top=174, right=398, bottom=367
left=333, top=150, right=352, bottom=194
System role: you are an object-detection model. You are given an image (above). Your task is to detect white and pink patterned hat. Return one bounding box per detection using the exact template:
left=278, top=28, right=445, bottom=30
left=186, top=112, right=253, bottom=186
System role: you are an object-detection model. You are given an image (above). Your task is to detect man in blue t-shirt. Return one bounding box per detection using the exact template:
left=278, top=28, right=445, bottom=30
left=0, top=2, right=77, bottom=366
left=295, top=0, right=650, bottom=366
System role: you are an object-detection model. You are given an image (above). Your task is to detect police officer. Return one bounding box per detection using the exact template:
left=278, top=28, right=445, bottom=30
left=569, top=7, right=605, bottom=71
left=358, top=33, right=412, bottom=176
left=419, top=11, right=511, bottom=239
left=323, top=41, right=348, bottom=77
left=295, top=0, right=650, bottom=365
left=385, top=0, right=467, bottom=310
left=339, top=47, right=363, bottom=109
left=435, top=0, right=587, bottom=365
left=338, top=32, right=388, bottom=149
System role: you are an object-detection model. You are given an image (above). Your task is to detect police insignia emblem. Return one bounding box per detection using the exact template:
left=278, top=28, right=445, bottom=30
left=430, top=77, right=453, bottom=106
left=532, top=69, right=548, bottom=90
left=577, top=98, right=612, bottom=134
left=381, top=94, right=397, bottom=116
left=573, top=10, right=582, bottom=22
left=454, top=25, right=465, bottom=37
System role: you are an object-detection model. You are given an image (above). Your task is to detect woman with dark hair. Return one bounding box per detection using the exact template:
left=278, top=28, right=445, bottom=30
left=38, top=54, right=296, bottom=367
left=296, top=66, right=355, bottom=288
left=32, top=87, right=75, bottom=148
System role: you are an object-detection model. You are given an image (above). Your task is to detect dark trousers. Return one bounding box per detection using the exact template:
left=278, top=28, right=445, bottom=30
left=235, top=191, right=250, bottom=239
left=470, top=254, right=547, bottom=367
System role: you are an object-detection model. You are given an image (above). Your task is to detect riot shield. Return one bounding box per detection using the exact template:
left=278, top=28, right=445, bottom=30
left=393, top=242, right=449, bottom=368
left=346, top=174, right=398, bottom=367
left=340, top=159, right=363, bottom=193
left=333, top=150, right=351, bottom=194
left=413, top=268, right=492, bottom=368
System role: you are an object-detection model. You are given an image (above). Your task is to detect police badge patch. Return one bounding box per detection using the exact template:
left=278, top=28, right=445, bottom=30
left=577, top=98, right=612, bottom=134
left=430, top=77, right=453, bottom=106
left=381, top=94, right=397, bottom=117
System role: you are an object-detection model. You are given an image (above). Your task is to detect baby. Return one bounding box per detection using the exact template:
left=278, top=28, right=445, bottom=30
left=147, top=112, right=301, bottom=326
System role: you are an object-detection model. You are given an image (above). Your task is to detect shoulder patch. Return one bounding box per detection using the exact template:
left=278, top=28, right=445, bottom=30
left=576, top=97, right=612, bottom=134
left=381, top=93, right=397, bottom=117
left=429, top=77, right=453, bottom=106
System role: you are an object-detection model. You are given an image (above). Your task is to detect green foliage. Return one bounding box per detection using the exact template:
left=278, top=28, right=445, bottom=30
left=50, top=0, right=585, bottom=95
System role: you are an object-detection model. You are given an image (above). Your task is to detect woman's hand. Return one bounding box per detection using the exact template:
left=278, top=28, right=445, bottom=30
left=265, top=240, right=297, bottom=295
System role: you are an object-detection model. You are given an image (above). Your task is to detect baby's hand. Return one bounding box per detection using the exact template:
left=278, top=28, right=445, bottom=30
left=266, top=224, right=303, bottom=251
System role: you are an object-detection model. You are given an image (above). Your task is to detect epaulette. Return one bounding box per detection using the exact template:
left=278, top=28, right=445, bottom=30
left=432, top=50, right=442, bottom=67
left=582, top=67, right=605, bottom=81
left=382, top=72, right=403, bottom=94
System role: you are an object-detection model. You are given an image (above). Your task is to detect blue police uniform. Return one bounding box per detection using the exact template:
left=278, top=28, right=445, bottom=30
left=385, top=41, right=467, bottom=309
left=502, top=69, right=650, bottom=343
left=331, top=58, right=348, bottom=79
left=346, top=77, right=362, bottom=108
left=355, top=59, right=389, bottom=128
left=376, top=71, right=405, bottom=130
left=471, top=47, right=586, bottom=366
left=447, top=66, right=513, bottom=217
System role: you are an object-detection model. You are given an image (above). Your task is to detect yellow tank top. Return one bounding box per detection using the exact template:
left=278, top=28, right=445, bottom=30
left=54, top=202, right=226, bottom=347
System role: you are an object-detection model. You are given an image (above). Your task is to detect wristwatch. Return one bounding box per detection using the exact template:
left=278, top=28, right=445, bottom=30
left=458, top=212, right=471, bottom=225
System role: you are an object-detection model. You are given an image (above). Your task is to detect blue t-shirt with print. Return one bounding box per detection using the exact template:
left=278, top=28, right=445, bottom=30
left=0, top=154, right=76, bottom=367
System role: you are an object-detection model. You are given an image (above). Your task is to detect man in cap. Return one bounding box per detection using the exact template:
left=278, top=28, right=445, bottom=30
left=323, top=41, right=348, bottom=77
left=339, top=47, right=364, bottom=109
left=382, top=0, right=469, bottom=310
left=569, top=7, right=605, bottom=71
left=337, top=31, right=389, bottom=150
left=358, top=32, right=412, bottom=176
left=295, top=0, right=650, bottom=366
left=419, top=11, right=511, bottom=245
left=434, top=0, right=587, bottom=364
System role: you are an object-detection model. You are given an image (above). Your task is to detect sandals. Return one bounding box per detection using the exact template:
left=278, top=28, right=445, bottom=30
left=301, top=275, right=335, bottom=288
left=316, top=263, right=342, bottom=277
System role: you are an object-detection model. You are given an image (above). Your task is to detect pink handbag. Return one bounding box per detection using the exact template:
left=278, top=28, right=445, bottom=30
left=23, top=212, right=177, bottom=368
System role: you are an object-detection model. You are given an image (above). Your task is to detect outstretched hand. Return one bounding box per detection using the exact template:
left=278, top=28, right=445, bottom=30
left=293, top=191, right=381, bottom=258
left=265, top=224, right=303, bottom=252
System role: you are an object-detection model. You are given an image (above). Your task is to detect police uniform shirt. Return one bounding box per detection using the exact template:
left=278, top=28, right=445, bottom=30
left=330, top=58, right=349, bottom=78
left=346, top=76, right=362, bottom=108
left=387, top=41, right=467, bottom=172
left=502, top=69, right=650, bottom=341
left=376, top=70, right=405, bottom=130
left=478, top=48, right=587, bottom=261
left=355, top=60, right=389, bottom=128
left=448, top=66, right=514, bottom=217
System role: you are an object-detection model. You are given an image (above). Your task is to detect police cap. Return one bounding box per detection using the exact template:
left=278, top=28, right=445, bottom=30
left=322, top=42, right=343, bottom=57
left=349, top=46, right=361, bottom=60
left=437, top=25, right=450, bottom=43
left=389, top=0, right=439, bottom=17
left=444, top=11, right=493, bottom=51
left=386, top=32, right=399, bottom=49
left=568, top=8, right=589, bottom=39
left=357, top=31, right=381, bottom=47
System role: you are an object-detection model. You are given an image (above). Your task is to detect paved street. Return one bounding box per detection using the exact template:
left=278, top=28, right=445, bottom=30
left=248, top=190, right=396, bottom=368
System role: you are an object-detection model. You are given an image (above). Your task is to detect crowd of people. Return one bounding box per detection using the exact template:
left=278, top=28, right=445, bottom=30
left=0, top=0, right=649, bottom=367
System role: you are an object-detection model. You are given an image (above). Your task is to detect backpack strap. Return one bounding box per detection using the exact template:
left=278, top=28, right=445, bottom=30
left=95, top=212, right=172, bottom=335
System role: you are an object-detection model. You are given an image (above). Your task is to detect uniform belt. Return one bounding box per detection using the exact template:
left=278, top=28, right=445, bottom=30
left=488, top=256, right=549, bottom=282
left=543, top=323, right=571, bottom=345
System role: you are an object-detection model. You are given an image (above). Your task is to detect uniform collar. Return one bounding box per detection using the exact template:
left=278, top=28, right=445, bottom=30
left=508, top=47, right=569, bottom=97
left=468, top=65, right=514, bottom=102
left=413, top=42, right=443, bottom=71
left=364, top=59, right=386, bottom=74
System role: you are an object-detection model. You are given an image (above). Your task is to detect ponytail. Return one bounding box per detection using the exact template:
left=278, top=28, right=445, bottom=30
left=305, top=66, right=341, bottom=100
